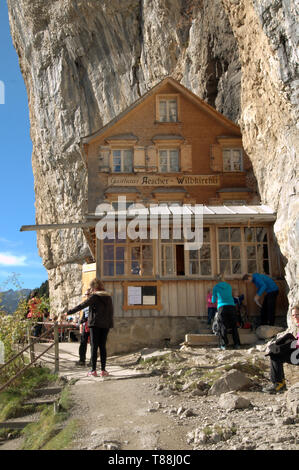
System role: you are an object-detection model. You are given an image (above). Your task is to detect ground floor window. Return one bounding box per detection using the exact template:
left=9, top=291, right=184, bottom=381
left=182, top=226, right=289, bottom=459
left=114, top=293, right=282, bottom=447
left=161, top=228, right=211, bottom=277
left=217, top=226, right=270, bottom=276
left=100, top=225, right=271, bottom=279
left=103, top=235, right=154, bottom=277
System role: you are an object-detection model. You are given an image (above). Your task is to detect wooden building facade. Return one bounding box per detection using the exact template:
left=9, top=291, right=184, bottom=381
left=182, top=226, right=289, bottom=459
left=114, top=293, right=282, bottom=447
left=80, top=78, right=287, bottom=351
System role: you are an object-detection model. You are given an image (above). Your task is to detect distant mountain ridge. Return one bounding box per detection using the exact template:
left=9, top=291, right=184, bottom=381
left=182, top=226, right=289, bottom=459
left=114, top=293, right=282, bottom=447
left=0, top=289, right=31, bottom=314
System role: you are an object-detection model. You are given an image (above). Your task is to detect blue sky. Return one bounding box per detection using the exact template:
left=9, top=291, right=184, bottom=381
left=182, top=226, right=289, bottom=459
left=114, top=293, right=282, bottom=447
left=0, top=2, right=48, bottom=291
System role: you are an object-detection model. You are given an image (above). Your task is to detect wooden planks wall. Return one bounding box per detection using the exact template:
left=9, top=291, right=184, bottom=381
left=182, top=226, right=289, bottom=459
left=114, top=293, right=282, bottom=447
left=82, top=273, right=288, bottom=319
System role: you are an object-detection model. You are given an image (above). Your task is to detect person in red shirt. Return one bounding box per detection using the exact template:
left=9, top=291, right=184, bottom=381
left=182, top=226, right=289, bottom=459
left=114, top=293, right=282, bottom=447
left=206, top=289, right=217, bottom=326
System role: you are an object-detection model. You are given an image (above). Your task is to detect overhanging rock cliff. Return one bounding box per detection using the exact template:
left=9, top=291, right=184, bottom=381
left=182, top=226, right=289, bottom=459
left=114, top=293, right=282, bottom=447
left=7, top=0, right=298, bottom=315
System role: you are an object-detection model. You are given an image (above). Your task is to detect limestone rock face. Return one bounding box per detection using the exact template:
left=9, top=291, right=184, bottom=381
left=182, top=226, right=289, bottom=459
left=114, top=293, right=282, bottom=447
left=7, top=0, right=298, bottom=314
left=221, top=0, right=299, bottom=319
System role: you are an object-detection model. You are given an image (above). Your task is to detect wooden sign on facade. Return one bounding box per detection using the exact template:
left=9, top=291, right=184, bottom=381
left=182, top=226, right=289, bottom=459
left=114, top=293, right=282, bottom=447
left=108, top=174, right=220, bottom=186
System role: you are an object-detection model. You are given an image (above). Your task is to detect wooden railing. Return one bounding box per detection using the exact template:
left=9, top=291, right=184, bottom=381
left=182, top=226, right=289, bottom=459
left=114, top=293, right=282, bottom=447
left=0, top=322, right=60, bottom=394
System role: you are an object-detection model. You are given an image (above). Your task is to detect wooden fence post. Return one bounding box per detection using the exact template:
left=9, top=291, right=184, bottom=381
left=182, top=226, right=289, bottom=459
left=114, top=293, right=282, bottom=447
left=27, top=326, right=35, bottom=364
left=54, top=322, right=59, bottom=374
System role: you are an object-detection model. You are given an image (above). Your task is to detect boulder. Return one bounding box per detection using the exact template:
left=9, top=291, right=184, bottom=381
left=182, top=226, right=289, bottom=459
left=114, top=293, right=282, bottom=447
left=286, top=383, right=299, bottom=416
left=219, top=391, right=252, bottom=410
left=209, top=370, right=252, bottom=396
left=255, top=326, right=284, bottom=340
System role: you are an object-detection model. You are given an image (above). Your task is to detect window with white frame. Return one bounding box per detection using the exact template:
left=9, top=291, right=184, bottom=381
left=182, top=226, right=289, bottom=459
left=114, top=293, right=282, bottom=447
left=103, top=235, right=154, bottom=277
left=161, top=228, right=212, bottom=277
left=223, top=148, right=243, bottom=172
left=112, top=149, right=133, bottom=173
left=158, top=98, right=178, bottom=122
left=244, top=227, right=269, bottom=275
left=159, top=149, right=179, bottom=172
left=217, top=226, right=270, bottom=276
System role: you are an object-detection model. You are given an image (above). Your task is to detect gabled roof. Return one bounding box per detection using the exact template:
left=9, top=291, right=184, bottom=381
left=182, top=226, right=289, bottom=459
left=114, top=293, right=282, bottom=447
left=81, top=77, right=240, bottom=145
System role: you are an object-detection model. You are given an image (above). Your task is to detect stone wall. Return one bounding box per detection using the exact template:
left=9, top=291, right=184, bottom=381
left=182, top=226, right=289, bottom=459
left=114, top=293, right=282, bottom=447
left=7, top=0, right=298, bottom=319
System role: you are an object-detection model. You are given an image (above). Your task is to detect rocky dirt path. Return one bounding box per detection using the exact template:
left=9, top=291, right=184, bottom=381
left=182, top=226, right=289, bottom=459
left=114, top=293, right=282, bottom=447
left=1, top=344, right=298, bottom=451
left=66, top=346, right=299, bottom=451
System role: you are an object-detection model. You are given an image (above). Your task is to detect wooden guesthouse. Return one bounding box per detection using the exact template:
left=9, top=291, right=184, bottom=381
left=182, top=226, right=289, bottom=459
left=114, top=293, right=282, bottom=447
left=79, top=77, right=287, bottom=352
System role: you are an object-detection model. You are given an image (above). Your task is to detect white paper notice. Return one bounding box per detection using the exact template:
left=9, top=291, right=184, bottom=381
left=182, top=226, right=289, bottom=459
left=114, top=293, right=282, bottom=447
left=143, top=296, right=156, bottom=305
left=128, top=286, right=142, bottom=305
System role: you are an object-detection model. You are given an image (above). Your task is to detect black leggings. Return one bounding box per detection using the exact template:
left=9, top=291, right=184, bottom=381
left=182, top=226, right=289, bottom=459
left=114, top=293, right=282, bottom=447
left=218, top=305, right=241, bottom=347
left=89, top=327, right=110, bottom=371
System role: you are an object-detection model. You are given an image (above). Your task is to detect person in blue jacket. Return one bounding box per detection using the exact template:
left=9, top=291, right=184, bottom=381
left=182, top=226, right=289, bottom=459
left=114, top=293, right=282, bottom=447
left=212, top=275, right=241, bottom=350
left=242, top=273, right=279, bottom=326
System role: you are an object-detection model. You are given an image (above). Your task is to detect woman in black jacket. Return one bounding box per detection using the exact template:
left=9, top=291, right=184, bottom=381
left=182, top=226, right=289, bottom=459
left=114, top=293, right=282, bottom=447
left=67, top=279, right=113, bottom=377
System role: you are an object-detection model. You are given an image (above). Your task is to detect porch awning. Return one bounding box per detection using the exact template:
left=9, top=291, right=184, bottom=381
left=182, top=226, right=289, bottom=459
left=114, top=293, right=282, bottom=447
left=20, top=205, right=276, bottom=232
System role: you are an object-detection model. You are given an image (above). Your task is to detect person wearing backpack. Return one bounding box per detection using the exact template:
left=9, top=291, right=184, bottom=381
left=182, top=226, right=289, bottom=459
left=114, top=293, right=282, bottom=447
left=67, top=279, right=113, bottom=377
left=212, top=275, right=241, bottom=350
left=263, top=305, right=299, bottom=393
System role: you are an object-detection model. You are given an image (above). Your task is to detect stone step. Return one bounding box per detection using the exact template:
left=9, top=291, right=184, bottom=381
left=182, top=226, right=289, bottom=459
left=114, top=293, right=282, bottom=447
left=185, top=329, right=258, bottom=347
left=24, top=397, right=58, bottom=406
left=34, top=387, right=62, bottom=397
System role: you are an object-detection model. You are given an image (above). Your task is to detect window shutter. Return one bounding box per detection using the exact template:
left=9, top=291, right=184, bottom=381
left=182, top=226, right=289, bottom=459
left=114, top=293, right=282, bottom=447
left=180, top=144, right=192, bottom=172
left=147, top=146, right=158, bottom=172
left=133, top=146, right=146, bottom=172
left=98, top=146, right=110, bottom=172
left=210, top=144, right=223, bottom=172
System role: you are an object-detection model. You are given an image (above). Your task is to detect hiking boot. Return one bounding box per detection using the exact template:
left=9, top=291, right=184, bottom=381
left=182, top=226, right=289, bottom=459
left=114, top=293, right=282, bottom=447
left=263, top=380, right=286, bottom=394
left=101, top=370, right=109, bottom=377
left=87, top=370, right=98, bottom=377
left=75, top=360, right=86, bottom=366
left=219, top=345, right=226, bottom=351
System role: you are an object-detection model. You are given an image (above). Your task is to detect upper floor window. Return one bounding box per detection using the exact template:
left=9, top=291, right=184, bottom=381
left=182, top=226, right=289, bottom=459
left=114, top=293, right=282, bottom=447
left=112, top=149, right=133, bottom=173
left=158, top=97, right=178, bottom=122
left=223, top=148, right=243, bottom=172
left=159, top=149, right=179, bottom=172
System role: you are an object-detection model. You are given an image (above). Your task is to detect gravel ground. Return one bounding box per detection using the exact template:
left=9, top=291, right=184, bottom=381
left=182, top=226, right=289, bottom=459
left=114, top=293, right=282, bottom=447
left=67, top=345, right=299, bottom=451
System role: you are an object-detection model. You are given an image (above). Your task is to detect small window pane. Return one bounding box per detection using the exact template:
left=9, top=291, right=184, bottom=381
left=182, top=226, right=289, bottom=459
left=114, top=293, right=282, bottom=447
left=247, top=246, right=256, bottom=259
left=169, top=100, right=178, bottom=121
left=159, top=101, right=167, bottom=121
left=231, top=246, right=240, bottom=259
left=220, top=260, right=230, bottom=274
left=170, top=150, right=179, bottom=171
left=256, top=227, right=268, bottom=242
left=123, top=150, right=133, bottom=172
left=220, top=245, right=230, bottom=259
left=201, top=261, right=211, bottom=275
left=142, top=245, right=152, bottom=258
left=203, top=228, right=210, bottom=242
left=245, top=228, right=255, bottom=242
left=104, top=261, right=114, bottom=276
left=200, top=245, right=211, bottom=260
left=218, top=228, right=229, bottom=242
left=189, top=250, right=199, bottom=261
left=248, top=260, right=257, bottom=273
left=142, top=260, right=153, bottom=275
left=116, top=247, right=125, bottom=260
left=116, top=262, right=124, bottom=275
left=104, top=245, right=114, bottom=260
left=232, top=260, right=241, bottom=274
left=189, top=261, right=199, bottom=275
left=230, top=228, right=241, bottom=242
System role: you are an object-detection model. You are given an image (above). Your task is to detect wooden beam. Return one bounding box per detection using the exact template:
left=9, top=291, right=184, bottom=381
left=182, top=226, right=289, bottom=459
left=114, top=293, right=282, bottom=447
left=20, top=222, right=96, bottom=232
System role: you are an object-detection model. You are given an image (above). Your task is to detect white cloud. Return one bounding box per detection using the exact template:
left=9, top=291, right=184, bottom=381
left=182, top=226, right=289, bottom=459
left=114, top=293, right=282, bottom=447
left=0, top=252, right=27, bottom=266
